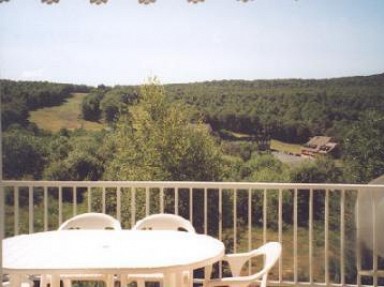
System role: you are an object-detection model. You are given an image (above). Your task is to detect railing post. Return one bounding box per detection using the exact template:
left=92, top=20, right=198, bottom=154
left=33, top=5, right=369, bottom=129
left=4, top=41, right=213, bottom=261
left=0, top=88, right=4, bottom=282
left=0, top=182, right=4, bottom=282
left=325, top=189, right=330, bottom=286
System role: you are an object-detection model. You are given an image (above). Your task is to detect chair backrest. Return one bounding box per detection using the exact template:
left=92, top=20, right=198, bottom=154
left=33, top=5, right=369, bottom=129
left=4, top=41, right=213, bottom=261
left=132, top=213, right=195, bottom=233
left=224, top=242, right=281, bottom=287
left=58, top=212, right=122, bottom=230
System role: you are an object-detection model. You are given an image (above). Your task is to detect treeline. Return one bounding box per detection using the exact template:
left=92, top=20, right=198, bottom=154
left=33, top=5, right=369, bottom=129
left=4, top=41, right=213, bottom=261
left=79, top=74, right=384, bottom=144
left=0, top=80, right=90, bottom=130
left=164, top=73, right=384, bottom=143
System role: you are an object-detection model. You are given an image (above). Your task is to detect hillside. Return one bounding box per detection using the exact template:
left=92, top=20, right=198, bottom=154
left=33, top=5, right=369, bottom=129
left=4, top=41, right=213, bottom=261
left=163, top=73, right=384, bottom=143
left=1, top=74, right=384, bottom=183
left=29, top=93, right=103, bottom=132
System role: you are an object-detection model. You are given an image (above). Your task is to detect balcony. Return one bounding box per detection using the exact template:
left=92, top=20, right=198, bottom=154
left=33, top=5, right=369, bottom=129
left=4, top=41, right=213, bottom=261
left=1, top=181, right=383, bottom=287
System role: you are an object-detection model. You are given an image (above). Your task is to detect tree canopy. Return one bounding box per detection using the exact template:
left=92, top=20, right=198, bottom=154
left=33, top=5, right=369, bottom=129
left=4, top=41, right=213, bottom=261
left=103, top=79, right=224, bottom=181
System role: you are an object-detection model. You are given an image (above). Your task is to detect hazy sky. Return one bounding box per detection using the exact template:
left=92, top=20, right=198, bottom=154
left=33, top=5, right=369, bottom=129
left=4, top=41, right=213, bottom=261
left=0, top=0, right=383, bottom=86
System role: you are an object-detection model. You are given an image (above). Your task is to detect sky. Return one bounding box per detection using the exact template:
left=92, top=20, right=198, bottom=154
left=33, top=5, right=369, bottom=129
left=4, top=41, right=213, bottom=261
left=0, top=0, right=383, bottom=86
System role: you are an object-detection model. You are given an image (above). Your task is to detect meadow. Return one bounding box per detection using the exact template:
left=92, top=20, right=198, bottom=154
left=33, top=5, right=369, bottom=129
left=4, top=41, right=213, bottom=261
left=29, top=93, right=103, bottom=132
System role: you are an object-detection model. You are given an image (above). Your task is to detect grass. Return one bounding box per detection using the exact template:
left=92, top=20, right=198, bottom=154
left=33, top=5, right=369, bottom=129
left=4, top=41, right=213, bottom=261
left=222, top=130, right=304, bottom=154
left=29, top=93, right=103, bottom=132
left=270, top=139, right=303, bottom=155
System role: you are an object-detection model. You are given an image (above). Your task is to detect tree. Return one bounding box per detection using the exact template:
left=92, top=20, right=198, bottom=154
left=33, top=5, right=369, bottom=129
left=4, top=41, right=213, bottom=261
left=342, top=111, right=384, bottom=183
left=43, top=131, right=104, bottom=181
left=103, top=79, right=223, bottom=181
left=81, top=90, right=104, bottom=121
left=2, top=128, right=46, bottom=179
left=100, top=88, right=138, bottom=123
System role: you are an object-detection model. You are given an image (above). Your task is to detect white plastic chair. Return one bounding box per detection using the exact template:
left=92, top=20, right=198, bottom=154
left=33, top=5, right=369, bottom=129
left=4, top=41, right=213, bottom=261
left=122, top=213, right=195, bottom=287
left=206, top=242, right=282, bottom=287
left=58, top=212, right=122, bottom=230
left=42, top=212, right=122, bottom=287
left=132, top=213, right=196, bottom=233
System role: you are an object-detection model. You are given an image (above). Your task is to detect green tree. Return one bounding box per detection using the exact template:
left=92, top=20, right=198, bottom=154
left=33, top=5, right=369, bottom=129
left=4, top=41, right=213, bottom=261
left=342, top=111, right=384, bottom=183
left=100, top=88, right=138, bottom=123
left=289, top=157, right=343, bottom=184
left=44, top=131, right=104, bottom=181
left=2, top=128, right=47, bottom=179
left=103, top=79, right=223, bottom=181
left=245, top=153, right=290, bottom=182
left=81, top=90, right=104, bottom=121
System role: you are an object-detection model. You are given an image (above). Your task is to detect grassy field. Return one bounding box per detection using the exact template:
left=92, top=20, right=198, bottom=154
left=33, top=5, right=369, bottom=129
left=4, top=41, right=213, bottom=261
left=228, top=131, right=303, bottom=154
left=270, top=139, right=303, bottom=155
left=29, top=93, right=103, bottom=132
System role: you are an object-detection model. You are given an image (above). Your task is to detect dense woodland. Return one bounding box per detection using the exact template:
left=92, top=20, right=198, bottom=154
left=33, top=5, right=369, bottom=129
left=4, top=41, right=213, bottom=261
left=1, top=73, right=384, bottom=184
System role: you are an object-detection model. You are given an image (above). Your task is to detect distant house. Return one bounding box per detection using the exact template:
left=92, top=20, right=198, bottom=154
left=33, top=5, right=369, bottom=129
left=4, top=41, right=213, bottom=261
left=301, top=136, right=338, bottom=157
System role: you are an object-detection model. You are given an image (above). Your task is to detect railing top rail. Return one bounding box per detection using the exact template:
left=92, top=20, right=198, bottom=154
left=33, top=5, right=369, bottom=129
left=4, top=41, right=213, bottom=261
left=1, top=180, right=383, bottom=191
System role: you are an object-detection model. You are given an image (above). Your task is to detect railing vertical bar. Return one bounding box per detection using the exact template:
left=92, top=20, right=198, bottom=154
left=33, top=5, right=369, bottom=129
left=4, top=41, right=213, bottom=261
left=309, top=188, right=314, bottom=285
left=248, top=188, right=252, bottom=275
left=372, top=190, right=378, bottom=287
left=325, top=189, right=329, bottom=286
left=340, top=189, right=345, bottom=286
left=175, top=187, right=179, bottom=215
left=117, top=186, right=121, bottom=222
left=29, top=186, right=33, bottom=234
left=14, top=187, right=19, bottom=235
left=278, top=188, right=283, bottom=283
left=189, top=188, right=193, bottom=222
left=293, top=188, right=298, bottom=285
left=356, top=188, right=362, bottom=287
left=146, top=187, right=150, bottom=217
left=233, top=188, right=237, bottom=253
left=0, top=93, right=3, bottom=282
left=87, top=186, right=92, bottom=212
left=131, top=188, right=136, bottom=227
left=219, top=188, right=223, bottom=242
left=219, top=188, right=223, bottom=278
left=248, top=188, right=252, bottom=251
left=0, top=183, right=3, bottom=282
left=59, top=186, right=63, bottom=226
left=204, top=188, right=208, bottom=235
left=44, top=186, right=48, bottom=231
left=73, top=186, right=77, bottom=216
left=160, top=187, right=164, bottom=213
left=263, top=188, right=267, bottom=244
left=102, top=186, right=106, bottom=214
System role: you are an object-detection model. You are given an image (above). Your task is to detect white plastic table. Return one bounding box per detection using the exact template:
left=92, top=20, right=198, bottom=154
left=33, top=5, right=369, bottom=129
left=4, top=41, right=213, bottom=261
left=3, top=230, right=225, bottom=287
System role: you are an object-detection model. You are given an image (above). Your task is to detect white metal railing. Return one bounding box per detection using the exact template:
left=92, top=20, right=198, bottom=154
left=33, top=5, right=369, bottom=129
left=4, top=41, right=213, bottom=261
left=1, top=181, right=383, bottom=287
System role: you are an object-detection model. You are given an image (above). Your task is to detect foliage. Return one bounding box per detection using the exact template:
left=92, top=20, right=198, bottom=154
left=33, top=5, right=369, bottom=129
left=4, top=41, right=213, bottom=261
left=342, top=110, right=384, bottom=183
left=244, top=153, right=290, bottom=182
left=290, top=157, right=343, bottom=183
left=43, top=130, right=105, bottom=181
left=165, top=74, right=384, bottom=144
left=2, top=74, right=384, bottom=183
left=81, top=90, right=105, bottom=122
left=1, top=79, right=82, bottom=130
left=2, top=126, right=47, bottom=179
left=103, top=79, right=223, bottom=181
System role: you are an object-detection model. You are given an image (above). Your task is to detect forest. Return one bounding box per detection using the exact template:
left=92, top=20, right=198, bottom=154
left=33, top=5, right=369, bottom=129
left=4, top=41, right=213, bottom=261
left=1, top=73, right=384, bottom=184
